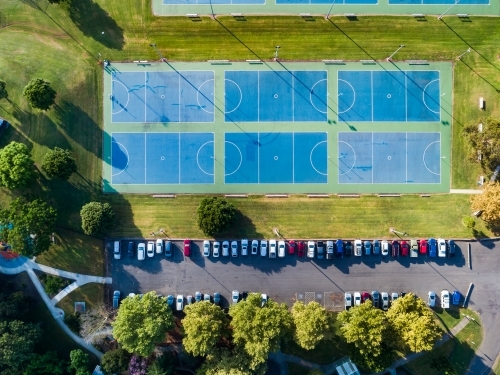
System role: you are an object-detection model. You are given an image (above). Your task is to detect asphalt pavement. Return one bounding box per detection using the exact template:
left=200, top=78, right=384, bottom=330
left=108, top=238, right=500, bottom=374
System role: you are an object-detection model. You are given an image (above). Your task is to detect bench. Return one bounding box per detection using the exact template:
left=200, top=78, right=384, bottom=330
left=224, top=194, right=248, bottom=198
left=152, top=194, right=176, bottom=198
left=246, top=59, right=263, bottom=64
left=457, top=13, right=468, bottom=18
left=412, top=13, right=424, bottom=17
left=322, top=59, right=345, bottom=65
left=187, top=13, right=199, bottom=17
left=407, top=60, right=429, bottom=65
left=478, top=175, right=484, bottom=186
left=307, top=194, right=330, bottom=198
left=420, top=194, right=431, bottom=197
left=378, top=194, right=401, bottom=197
left=478, top=123, right=483, bottom=132
left=479, top=97, right=485, bottom=110
left=231, top=13, right=243, bottom=16
left=360, top=59, right=376, bottom=64
left=208, top=60, right=231, bottom=65
left=344, top=13, right=356, bottom=17
left=337, top=194, right=360, bottom=198
left=139, top=60, right=148, bottom=63
left=300, top=13, right=311, bottom=16
left=266, top=194, right=289, bottom=198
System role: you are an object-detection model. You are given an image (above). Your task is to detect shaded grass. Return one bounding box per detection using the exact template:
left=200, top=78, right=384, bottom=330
left=56, top=283, right=105, bottom=316
left=287, top=362, right=311, bottom=375
left=434, top=307, right=476, bottom=331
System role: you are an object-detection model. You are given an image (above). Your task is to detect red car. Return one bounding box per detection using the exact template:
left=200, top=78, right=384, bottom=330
left=183, top=239, right=191, bottom=257
left=391, top=240, right=400, bottom=257
left=288, top=240, right=296, bottom=255
left=361, top=291, right=371, bottom=303
left=400, top=241, right=409, bottom=256
left=297, top=241, right=305, bottom=257
left=419, top=239, right=428, bottom=254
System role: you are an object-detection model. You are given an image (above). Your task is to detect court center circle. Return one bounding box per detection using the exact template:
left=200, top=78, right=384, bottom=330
left=274, top=94, right=278, bottom=99
left=388, top=156, right=392, bottom=160
left=160, top=156, right=165, bottom=160
left=161, top=95, right=165, bottom=99
left=387, top=94, right=392, bottom=99
left=274, top=156, right=278, bottom=160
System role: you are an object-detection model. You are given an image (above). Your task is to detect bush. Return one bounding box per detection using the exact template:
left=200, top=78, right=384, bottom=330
left=41, top=147, right=77, bottom=180
left=80, top=202, right=115, bottom=236
left=196, top=197, right=237, bottom=236
left=129, top=356, right=148, bottom=375
left=101, top=348, right=131, bottom=375
left=64, top=312, right=81, bottom=334
left=463, top=216, right=476, bottom=229
left=43, top=275, right=66, bottom=295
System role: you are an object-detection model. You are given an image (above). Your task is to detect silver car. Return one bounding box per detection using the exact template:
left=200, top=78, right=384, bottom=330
left=381, top=292, right=389, bottom=310
left=213, top=241, right=220, bottom=257
left=203, top=240, right=210, bottom=257
left=354, top=239, right=362, bottom=256
left=381, top=240, right=389, bottom=256
left=231, top=241, right=238, bottom=257
left=222, top=241, right=230, bottom=257
left=241, top=239, right=248, bottom=256
left=269, top=240, right=277, bottom=258
left=232, top=290, right=239, bottom=305
left=176, top=295, right=184, bottom=311
left=278, top=240, right=286, bottom=258
left=260, top=240, right=267, bottom=257
left=307, top=241, right=315, bottom=258
left=251, top=240, right=258, bottom=255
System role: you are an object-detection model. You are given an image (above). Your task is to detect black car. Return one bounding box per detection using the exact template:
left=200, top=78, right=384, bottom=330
left=127, top=241, right=134, bottom=258
left=317, top=241, right=325, bottom=259
left=344, top=241, right=352, bottom=257
left=447, top=240, right=456, bottom=257
left=335, top=239, right=343, bottom=258
left=165, top=240, right=172, bottom=257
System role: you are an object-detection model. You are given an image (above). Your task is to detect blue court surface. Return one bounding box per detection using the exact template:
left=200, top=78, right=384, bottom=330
left=225, top=71, right=327, bottom=123
left=164, top=0, right=263, bottom=3
left=225, top=132, right=327, bottom=184
left=338, top=132, right=440, bottom=184
left=277, top=0, right=376, bottom=3
left=111, top=71, right=214, bottom=123
left=111, top=133, right=214, bottom=184
left=389, top=0, right=487, bottom=3
left=338, top=70, right=440, bottom=122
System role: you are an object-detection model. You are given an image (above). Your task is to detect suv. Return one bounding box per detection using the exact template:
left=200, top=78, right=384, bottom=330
left=354, top=239, right=362, bottom=256
left=137, top=243, right=145, bottom=260
left=364, top=241, right=371, bottom=256
left=326, top=240, right=334, bottom=259
left=203, top=240, right=210, bottom=257
left=113, top=241, right=121, bottom=260
left=316, top=241, right=324, bottom=259
left=231, top=241, right=238, bottom=257
left=241, top=239, right=248, bottom=256
left=222, top=241, right=230, bottom=257
left=391, top=240, right=400, bottom=257
left=278, top=240, right=286, bottom=258
left=127, top=241, right=134, bottom=258
left=307, top=241, right=315, bottom=258
left=269, top=240, right=277, bottom=258
left=156, top=239, right=163, bottom=254
left=447, top=240, right=456, bottom=257
left=344, top=241, right=352, bottom=257
left=164, top=240, right=172, bottom=257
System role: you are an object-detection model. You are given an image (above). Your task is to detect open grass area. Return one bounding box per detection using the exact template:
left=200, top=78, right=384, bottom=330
left=57, top=283, right=105, bottom=315
left=434, top=307, right=476, bottom=331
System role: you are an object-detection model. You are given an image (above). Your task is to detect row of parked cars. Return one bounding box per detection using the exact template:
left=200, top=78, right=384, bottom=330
left=113, top=238, right=457, bottom=260
left=345, top=289, right=461, bottom=311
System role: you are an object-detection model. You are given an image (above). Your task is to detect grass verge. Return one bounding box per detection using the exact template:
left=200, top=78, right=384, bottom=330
left=56, top=283, right=105, bottom=316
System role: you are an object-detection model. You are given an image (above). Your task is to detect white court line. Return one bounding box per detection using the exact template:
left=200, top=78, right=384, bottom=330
left=224, top=79, right=243, bottom=114
left=292, top=133, right=295, bottom=183
left=224, top=141, right=242, bottom=176
left=310, top=141, right=328, bottom=176
left=422, top=79, right=441, bottom=114
left=405, top=73, right=408, bottom=122
left=257, top=71, right=260, bottom=122
left=371, top=72, right=374, bottom=121
left=338, top=140, right=356, bottom=176
left=257, top=133, right=260, bottom=183
left=144, top=72, right=147, bottom=122
left=110, top=141, right=130, bottom=178
left=178, top=133, right=181, bottom=184
left=178, top=74, right=181, bottom=122
left=337, top=79, right=356, bottom=114
left=406, top=132, right=408, bottom=184
left=372, top=132, right=374, bottom=183
left=310, top=79, right=328, bottom=114
left=111, top=80, right=131, bottom=116
left=423, top=140, right=441, bottom=176
left=144, top=133, right=146, bottom=184
left=292, top=74, right=295, bottom=122
left=196, top=141, right=215, bottom=176
left=196, top=78, right=215, bottom=114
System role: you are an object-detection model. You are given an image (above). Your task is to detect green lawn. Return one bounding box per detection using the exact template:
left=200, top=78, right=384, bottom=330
left=434, top=307, right=476, bottom=331
left=57, top=283, right=105, bottom=315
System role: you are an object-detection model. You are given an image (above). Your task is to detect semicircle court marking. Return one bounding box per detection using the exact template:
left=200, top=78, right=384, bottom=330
left=310, top=140, right=328, bottom=176
left=111, top=141, right=130, bottom=177
left=224, top=79, right=243, bottom=114
left=111, top=80, right=130, bottom=115
left=338, top=141, right=356, bottom=176
left=224, top=141, right=243, bottom=176
left=337, top=79, right=356, bottom=114
left=422, top=141, right=441, bottom=176
left=422, top=79, right=441, bottom=114
left=196, top=140, right=215, bottom=176
left=310, top=79, right=328, bottom=114
left=196, top=79, right=215, bottom=114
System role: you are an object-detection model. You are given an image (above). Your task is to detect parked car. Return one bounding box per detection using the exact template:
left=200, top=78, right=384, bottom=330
left=184, top=239, right=191, bottom=257
left=353, top=292, right=361, bottom=306
left=113, top=241, right=121, bottom=260
left=231, top=241, right=238, bottom=257
left=400, top=241, right=409, bottom=256
left=410, top=239, right=419, bottom=258
left=147, top=241, right=155, bottom=257
left=391, top=240, right=400, bottom=257
left=137, top=243, right=145, bottom=260
left=261, top=294, right=268, bottom=307
left=419, top=239, right=428, bottom=255
left=428, top=238, right=437, bottom=258
left=166, top=295, right=174, bottom=307
left=452, top=290, right=461, bottom=305
left=361, top=291, right=371, bottom=303
left=354, top=239, right=362, bottom=256
left=428, top=291, right=436, bottom=307
left=345, top=292, right=352, bottom=310
left=241, top=239, right=248, bottom=256
left=127, top=241, right=134, bottom=258
left=260, top=240, right=267, bottom=257
left=289, top=240, right=296, bottom=255
left=381, top=240, right=389, bottom=256
left=195, top=291, right=202, bottom=303
left=317, top=241, right=325, bottom=259
left=176, top=295, right=184, bottom=311
left=269, top=240, right=277, bottom=258
left=364, top=240, right=372, bottom=256
left=307, top=241, right=315, bottom=258
left=164, top=240, right=172, bottom=257
left=156, top=239, right=163, bottom=254
left=297, top=241, right=305, bottom=257
left=391, top=292, right=399, bottom=304
left=381, top=292, right=389, bottom=310
left=203, top=240, right=210, bottom=257
left=438, top=238, right=447, bottom=257
left=232, top=290, right=239, bottom=305
left=251, top=240, right=258, bottom=255
left=213, top=292, right=221, bottom=305
left=373, top=240, right=381, bottom=255
left=113, top=290, right=121, bottom=309
left=326, top=240, right=334, bottom=259
left=186, top=295, right=193, bottom=305
left=372, top=290, right=380, bottom=308
left=344, top=241, right=352, bottom=257
left=278, top=240, right=286, bottom=258
left=441, top=289, right=450, bottom=309
left=447, top=240, right=456, bottom=257
left=336, top=239, right=344, bottom=258
left=0, top=117, right=10, bottom=131
left=222, top=241, right=230, bottom=257
left=213, top=241, right=220, bottom=257
left=204, top=294, right=210, bottom=302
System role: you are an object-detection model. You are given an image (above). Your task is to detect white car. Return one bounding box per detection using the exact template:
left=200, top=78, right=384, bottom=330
left=260, top=240, right=267, bottom=257
left=213, top=241, right=220, bottom=257
left=261, top=294, right=268, bottom=307
left=251, top=240, right=258, bottom=255
left=381, top=240, right=389, bottom=256
left=231, top=241, right=238, bottom=257
left=307, top=241, right=315, bottom=258
left=222, top=241, right=230, bottom=257
left=147, top=241, right=155, bottom=257
left=438, top=238, right=447, bottom=258
left=391, top=292, right=399, bottom=304
left=353, top=292, right=361, bottom=306
left=441, top=289, right=450, bottom=309
left=137, top=243, right=145, bottom=261
left=113, top=241, right=121, bottom=260
left=241, top=239, right=248, bottom=256
left=155, top=239, right=163, bottom=254
left=381, top=292, right=389, bottom=311
left=278, top=240, right=286, bottom=258
left=428, top=291, right=436, bottom=307
left=232, top=290, right=239, bottom=305
left=354, top=239, right=362, bottom=256
left=344, top=292, right=352, bottom=310
left=176, top=295, right=184, bottom=311
left=269, top=239, right=277, bottom=258
left=203, top=240, right=210, bottom=257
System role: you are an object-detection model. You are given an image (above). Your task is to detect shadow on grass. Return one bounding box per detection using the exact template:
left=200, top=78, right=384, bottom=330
left=216, top=210, right=263, bottom=239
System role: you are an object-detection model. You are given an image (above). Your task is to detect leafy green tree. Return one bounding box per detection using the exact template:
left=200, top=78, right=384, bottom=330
left=386, top=293, right=442, bottom=353
left=291, top=301, right=330, bottom=350
left=101, top=348, right=131, bottom=375
left=197, top=347, right=266, bottom=375
left=0, top=291, right=34, bottom=319
left=24, top=351, right=65, bottom=375
left=43, top=275, right=66, bottom=295
left=0, top=80, right=7, bottom=100
left=64, top=312, right=81, bottom=334
left=182, top=300, right=228, bottom=356
left=0, top=320, right=42, bottom=369
left=147, top=361, right=168, bottom=375
left=462, top=117, right=500, bottom=173
left=41, top=147, right=77, bottom=180
left=229, top=293, right=293, bottom=369
left=69, top=349, right=89, bottom=375
left=196, top=197, right=237, bottom=236
left=22, top=78, right=56, bottom=110
left=0, top=198, right=57, bottom=257
left=0, top=141, right=36, bottom=189
left=80, top=202, right=115, bottom=236
left=112, top=292, right=174, bottom=357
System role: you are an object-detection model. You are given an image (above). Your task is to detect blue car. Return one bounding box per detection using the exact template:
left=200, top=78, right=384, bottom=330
left=428, top=238, right=437, bottom=258
left=452, top=291, right=461, bottom=305
left=335, top=239, right=343, bottom=258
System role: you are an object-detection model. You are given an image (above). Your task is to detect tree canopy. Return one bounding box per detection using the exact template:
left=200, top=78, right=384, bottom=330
left=112, top=292, right=174, bottom=357
left=462, top=117, right=500, bottom=173
left=41, top=147, right=77, bottom=180
left=80, top=201, right=115, bottom=236
left=24, top=351, right=66, bottom=375
left=0, top=141, right=36, bottom=189
left=229, top=293, right=293, bottom=369
left=0, top=320, right=42, bottom=370
left=101, top=348, right=131, bottom=375
left=22, top=78, right=57, bottom=110
left=0, top=80, right=7, bottom=100
left=471, top=182, right=500, bottom=226
left=69, top=349, right=89, bottom=375
left=291, top=301, right=330, bottom=350
left=196, top=197, right=237, bottom=236
left=182, top=301, right=228, bottom=357
left=197, top=347, right=266, bottom=375
left=0, top=198, right=57, bottom=257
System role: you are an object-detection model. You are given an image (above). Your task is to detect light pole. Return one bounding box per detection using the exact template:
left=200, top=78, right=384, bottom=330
left=150, top=43, right=166, bottom=62
left=457, top=47, right=471, bottom=60
left=387, top=45, right=405, bottom=61
left=274, top=46, right=281, bottom=61
left=326, top=0, right=336, bottom=20
left=438, top=0, right=460, bottom=20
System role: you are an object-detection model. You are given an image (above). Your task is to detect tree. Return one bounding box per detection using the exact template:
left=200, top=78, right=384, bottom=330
left=386, top=293, right=442, bottom=353
left=291, top=301, right=330, bottom=350
left=196, top=197, right=237, bottom=236
left=24, top=351, right=66, bottom=375
left=64, top=312, right=81, bottom=334
left=101, top=348, right=131, bottom=375
left=462, top=117, right=500, bottom=173
left=182, top=301, right=228, bottom=357
left=0, top=141, right=36, bottom=189
left=0, top=197, right=57, bottom=257
left=69, top=349, right=89, bottom=375
left=197, top=347, right=266, bottom=375
left=0, top=320, right=42, bottom=369
left=229, top=293, right=293, bottom=369
left=112, top=292, right=174, bottom=357
left=41, top=147, right=77, bottom=180
left=0, top=80, right=7, bottom=100
left=22, top=78, right=56, bottom=110
left=80, top=202, right=115, bottom=236
left=129, top=356, right=147, bottom=375
left=471, top=182, right=500, bottom=226
left=0, top=291, right=34, bottom=319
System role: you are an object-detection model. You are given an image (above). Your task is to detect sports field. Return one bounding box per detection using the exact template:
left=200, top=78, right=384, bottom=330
left=103, top=61, right=452, bottom=194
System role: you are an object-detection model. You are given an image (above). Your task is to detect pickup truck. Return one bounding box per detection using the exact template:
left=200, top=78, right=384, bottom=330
left=441, top=289, right=450, bottom=309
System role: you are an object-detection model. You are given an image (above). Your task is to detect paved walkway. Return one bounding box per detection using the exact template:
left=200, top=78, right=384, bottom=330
left=0, top=256, right=112, bottom=359
left=450, top=189, right=482, bottom=194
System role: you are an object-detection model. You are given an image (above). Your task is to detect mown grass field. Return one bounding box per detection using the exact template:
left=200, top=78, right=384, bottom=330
left=57, top=283, right=105, bottom=315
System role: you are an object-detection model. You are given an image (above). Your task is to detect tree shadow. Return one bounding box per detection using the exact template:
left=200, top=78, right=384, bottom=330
left=216, top=210, right=263, bottom=238
left=68, top=0, right=124, bottom=50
